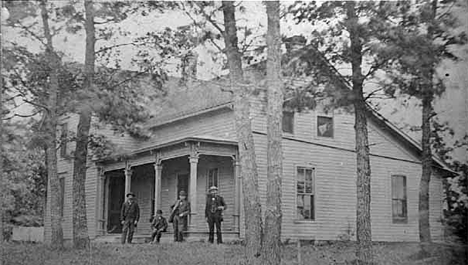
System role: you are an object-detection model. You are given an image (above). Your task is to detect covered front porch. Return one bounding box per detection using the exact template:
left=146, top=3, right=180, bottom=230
left=95, top=137, right=242, bottom=240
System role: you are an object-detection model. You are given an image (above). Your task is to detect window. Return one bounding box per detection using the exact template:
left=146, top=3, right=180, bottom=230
left=59, top=177, right=65, bottom=217
left=317, top=115, right=333, bottom=138
left=392, top=175, right=407, bottom=223
left=296, top=167, right=315, bottom=220
left=207, top=168, right=219, bottom=189
left=282, top=111, right=294, bottom=134
left=59, top=123, right=68, bottom=157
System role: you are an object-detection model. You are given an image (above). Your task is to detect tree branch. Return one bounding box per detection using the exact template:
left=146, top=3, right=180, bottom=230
left=4, top=111, right=42, bottom=120
left=182, top=3, right=224, bottom=52
left=95, top=42, right=141, bottom=55
left=364, top=87, right=386, bottom=101
left=194, top=2, right=224, bottom=35
left=12, top=22, right=47, bottom=47
left=22, top=98, right=49, bottom=111
left=94, top=18, right=116, bottom=25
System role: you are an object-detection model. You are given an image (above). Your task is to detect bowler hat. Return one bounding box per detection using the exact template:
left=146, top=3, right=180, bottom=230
left=209, top=186, right=218, bottom=191
left=156, top=209, right=163, bottom=214
left=126, top=192, right=135, bottom=198
left=179, top=190, right=187, bottom=196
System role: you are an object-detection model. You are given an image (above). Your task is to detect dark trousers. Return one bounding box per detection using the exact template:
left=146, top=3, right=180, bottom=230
left=121, top=219, right=136, bottom=244
left=151, top=229, right=163, bottom=243
left=173, top=215, right=187, bottom=242
left=207, top=216, right=222, bottom=243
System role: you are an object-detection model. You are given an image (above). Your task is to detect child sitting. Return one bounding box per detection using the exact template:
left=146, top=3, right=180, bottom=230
left=150, top=209, right=168, bottom=244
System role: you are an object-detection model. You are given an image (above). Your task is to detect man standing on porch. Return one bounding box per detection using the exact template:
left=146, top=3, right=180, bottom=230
left=205, top=186, right=226, bottom=244
left=170, top=190, right=191, bottom=242
left=120, top=192, right=140, bottom=244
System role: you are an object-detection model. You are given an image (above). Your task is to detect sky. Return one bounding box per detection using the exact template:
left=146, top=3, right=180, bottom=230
left=3, top=0, right=467, bottom=162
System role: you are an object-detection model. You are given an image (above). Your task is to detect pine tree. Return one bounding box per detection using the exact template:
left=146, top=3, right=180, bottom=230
left=262, top=1, right=283, bottom=265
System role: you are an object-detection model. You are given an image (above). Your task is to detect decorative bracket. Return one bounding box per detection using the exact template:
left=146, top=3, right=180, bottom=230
left=154, top=151, right=163, bottom=166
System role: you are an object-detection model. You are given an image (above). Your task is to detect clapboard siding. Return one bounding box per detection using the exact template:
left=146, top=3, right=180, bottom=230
left=140, top=109, right=236, bottom=149
left=250, top=95, right=419, bottom=164
left=250, top=94, right=444, bottom=242
left=430, top=172, right=444, bottom=241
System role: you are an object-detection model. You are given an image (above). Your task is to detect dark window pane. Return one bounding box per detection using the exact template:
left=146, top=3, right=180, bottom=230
left=392, top=175, right=408, bottom=222
left=59, top=178, right=65, bottom=217
left=282, top=111, right=294, bottom=133
left=317, top=116, right=333, bottom=138
left=305, top=169, right=313, bottom=181
left=208, top=168, right=219, bottom=189
left=297, top=181, right=305, bottom=193
left=60, top=123, right=68, bottom=157
left=305, top=181, right=313, bottom=193
left=309, top=195, right=315, bottom=220
left=297, top=168, right=305, bottom=182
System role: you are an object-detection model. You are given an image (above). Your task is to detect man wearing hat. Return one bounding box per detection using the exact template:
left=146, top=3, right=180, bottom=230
left=120, top=192, right=140, bottom=244
left=150, top=209, right=168, bottom=244
left=205, top=186, right=226, bottom=244
left=170, top=190, right=191, bottom=242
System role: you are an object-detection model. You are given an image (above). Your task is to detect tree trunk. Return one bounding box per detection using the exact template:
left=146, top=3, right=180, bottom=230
left=346, top=2, right=373, bottom=264
left=419, top=92, right=433, bottom=243
left=419, top=0, right=437, bottom=245
left=72, top=0, right=95, bottom=249
left=40, top=0, right=63, bottom=249
left=221, top=1, right=263, bottom=264
left=262, top=1, right=283, bottom=265
left=0, top=13, right=4, bottom=262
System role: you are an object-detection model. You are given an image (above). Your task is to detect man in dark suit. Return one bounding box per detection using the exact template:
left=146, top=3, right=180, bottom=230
left=170, top=190, right=191, bottom=242
left=120, top=192, right=140, bottom=244
left=150, top=209, right=168, bottom=244
left=205, top=186, right=226, bottom=244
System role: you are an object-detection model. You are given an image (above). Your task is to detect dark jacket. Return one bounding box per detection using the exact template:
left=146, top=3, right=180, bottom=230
left=151, top=216, right=168, bottom=232
left=120, top=200, right=140, bottom=222
left=205, top=194, right=226, bottom=218
left=171, top=199, right=191, bottom=218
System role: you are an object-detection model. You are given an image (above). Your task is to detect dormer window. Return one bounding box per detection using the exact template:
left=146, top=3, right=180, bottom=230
left=317, top=115, right=333, bottom=138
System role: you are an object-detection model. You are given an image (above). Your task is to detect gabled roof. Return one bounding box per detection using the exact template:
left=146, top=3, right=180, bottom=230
left=139, top=49, right=453, bottom=174
left=145, top=77, right=232, bottom=128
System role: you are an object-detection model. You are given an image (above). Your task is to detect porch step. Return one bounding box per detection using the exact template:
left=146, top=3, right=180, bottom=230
left=94, top=231, right=241, bottom=244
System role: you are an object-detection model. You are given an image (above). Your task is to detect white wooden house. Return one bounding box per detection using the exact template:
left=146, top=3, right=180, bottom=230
left=44, top=76, right=451, bottom=243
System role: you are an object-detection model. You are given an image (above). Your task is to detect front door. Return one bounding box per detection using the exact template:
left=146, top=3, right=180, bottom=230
left=107, top=174, right=124, bottom=233
left=177, top=173, right=189, bottom=197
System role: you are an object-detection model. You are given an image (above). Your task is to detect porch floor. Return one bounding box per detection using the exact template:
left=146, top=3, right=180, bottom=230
left=94, top=231, right=241, bottom=244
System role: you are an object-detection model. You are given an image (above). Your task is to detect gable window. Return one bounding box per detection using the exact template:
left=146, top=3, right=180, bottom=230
left=392, top=175, right=407, bottom=223
left=282, top=111, right=294, bottom=134
left=317, top=115, right=333, bottom=138
left=296, top=167, right=315, bottom=220
left=207, top=168, right=219, bottom=190
left=59, top=177, right=65, bottom=217
left=59, top=123, right=68, bottom=157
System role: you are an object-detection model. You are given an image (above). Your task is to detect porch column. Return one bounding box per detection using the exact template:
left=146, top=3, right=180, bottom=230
left=189, top=153, right=199, bottom=223
left=153, top=159, right=163, bottom=214
left=124, top=163, right=132, bottom=201
left=233, top=156, right=241, bottom=231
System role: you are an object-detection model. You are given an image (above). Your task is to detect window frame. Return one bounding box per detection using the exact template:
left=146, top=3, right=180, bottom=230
left=282, top=111, right=294, bottom=134
left=295, top=166, right=315, bottom=221
left=316, top=112, right=334, bottom=138
left=207, top=168, right=219, bottom=191
left=391, top=175, right=408, bottom=224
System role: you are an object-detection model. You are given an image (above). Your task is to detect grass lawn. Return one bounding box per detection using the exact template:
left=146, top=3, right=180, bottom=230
left=2, top=241, right=466, bottom=265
